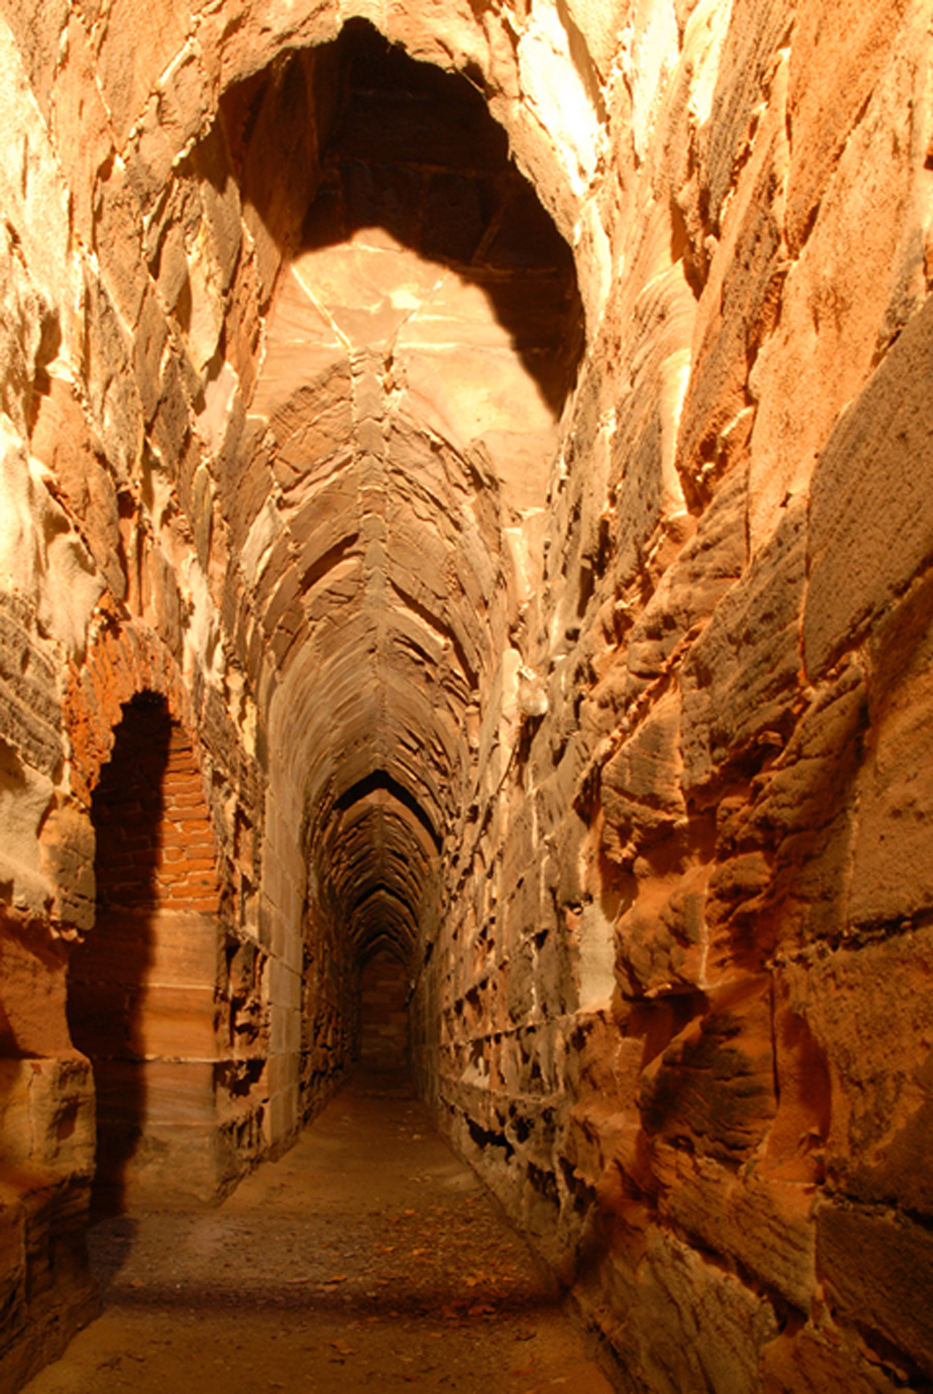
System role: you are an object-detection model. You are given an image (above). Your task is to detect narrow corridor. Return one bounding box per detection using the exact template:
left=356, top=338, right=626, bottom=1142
left=23, top=1075, right=613, bottom=1393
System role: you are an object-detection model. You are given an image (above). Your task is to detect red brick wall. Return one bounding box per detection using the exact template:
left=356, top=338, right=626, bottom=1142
left=92, top=694, right=219, bottom=915
left=157, top=729, right=221, bottom=913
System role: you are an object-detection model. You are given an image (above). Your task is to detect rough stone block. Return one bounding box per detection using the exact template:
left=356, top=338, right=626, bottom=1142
left=30, top=377, right=124, bottom=602
left=71, top=908, right=222, bottom=989
left=641, top=978, right=776, bottom=1163
left=0, top=919, right=72, bottom=1058
left=784, top=0, right=912, bottom=255
left=92, top=158, right=147, bottom=330
left=615, top=863, right=712, bottom=998
left=805, top=296, right=933, bottom=679
left=118, top=1119, right=231, bottom=1207
left=703, top=850, right=773, bottom=973
left=616, top=1226, right=779, bottom=1394
left=747, top=665, right=866, bottom=843
left=608, top=264, right=695, bottom=585
left=623, top=465, right=747, bottom=689
left=654, top=1143, right=816, bottom=1310
left=90, top=0, right=190, bottom=147
left=0, top=1055, right=94, bottom=1177
left=0, top=0, right=68, bottom=118
left=0, top=1172, right=96, bottom=1391
left=760, top=978, right=831, bottom=1186
left=681, top=497, right=806, bottom=792
left=817, top=1202, right=933, bottom=1379
left=703, top=0, right=794, bottom=231
left=50, top=11, right=112, bottom=250
left=747, top=19, right=924, bottom=549
left=779, top=929, right=933, bottom=1216
left=848, top=593, right=933, bottom=930
left=130, top=983, right=220, bottom=1059
left=676, top=78, right=786, bottom=495
left=0, top=593, right=62, bottom=780
left=191, top=122, right=242, bottom=295
left=83, top=272, right=144, bottom=477
left=762, top=1325, right=903, bottom=1394
left=600, top=691, right=687, bottom=863
left=98, top=1057, right=215, bottom=1130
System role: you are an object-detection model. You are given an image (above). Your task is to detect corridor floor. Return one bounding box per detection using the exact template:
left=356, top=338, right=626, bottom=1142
left=23, top=1073, right=614, bottom=1393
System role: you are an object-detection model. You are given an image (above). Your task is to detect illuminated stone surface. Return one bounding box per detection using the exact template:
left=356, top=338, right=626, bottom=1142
left=0, top=1, right=932, bottom=1389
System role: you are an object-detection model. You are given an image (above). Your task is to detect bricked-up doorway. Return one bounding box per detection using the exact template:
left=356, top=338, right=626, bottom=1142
left=67, top=693, right=226, bottom=1210
left=358, top=950, right=410, bottom=1073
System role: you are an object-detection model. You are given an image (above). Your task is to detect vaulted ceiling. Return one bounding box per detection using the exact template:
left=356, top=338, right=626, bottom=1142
left=221, top=22, right=583, bottom=967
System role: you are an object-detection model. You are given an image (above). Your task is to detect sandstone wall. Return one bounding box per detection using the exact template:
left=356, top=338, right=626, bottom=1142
left=0, top=0, right=931, bottom=1389
left=433, top=2, right=933, bottom=1389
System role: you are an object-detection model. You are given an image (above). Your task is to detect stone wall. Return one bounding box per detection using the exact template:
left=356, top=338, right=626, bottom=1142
left=431, top=2, right=933, bottom=1388
left=359, top=951, right=410, bottom=1071
left=0, top=0, right=932, bottom=1389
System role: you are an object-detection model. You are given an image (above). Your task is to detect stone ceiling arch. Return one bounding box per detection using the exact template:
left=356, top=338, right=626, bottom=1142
left=199, top=1, right=606, bottom=280
left=36, top=0, right=608, bottom=359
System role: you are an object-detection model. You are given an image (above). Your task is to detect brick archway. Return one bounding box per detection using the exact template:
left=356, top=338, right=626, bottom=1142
left=63, top=617, right=195, bottom=812
left=63, top=620, right=263, bottom=1206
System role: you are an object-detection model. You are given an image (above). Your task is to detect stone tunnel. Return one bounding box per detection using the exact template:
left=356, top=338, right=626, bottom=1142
left=1, top=0, right=933, bottom=1388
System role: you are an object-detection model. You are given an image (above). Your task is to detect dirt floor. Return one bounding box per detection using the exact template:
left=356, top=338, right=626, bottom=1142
left=23, top=1073, right=614, bottom=1393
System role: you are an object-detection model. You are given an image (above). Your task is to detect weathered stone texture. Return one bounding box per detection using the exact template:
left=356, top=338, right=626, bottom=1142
left=780, top=930, right=933, bottom=1218
left=784, top=0, right=914, bottom=257
left=681, top=498, right=807, bottom=794
left=30, top=378, right=125, bottom=603
left=37, top=801, right=96, bottom=935
left=762, top=1325, right=905, bottom=1394
left=613, top=1228, right=779, bottom=1394
left=703, top=0, right=794, bottom=237
left=805, top=294, right=933, bottom=679
left=600, top=692, right=687, bottom=863
left=641, top=978, right=777, bottom=1165
left=1, top=0, right=933, bottom=1389
left=0, top=594, right=61, bottom=780
left=817, top=1204, right=933, bottom=1380
left=655, top=1144, right=816, bottom=1311
left=747, top=16, right=929, bottom=550
left=676, top=68, right=788, bottom=499
left=622, top=464, right=747, bottom=694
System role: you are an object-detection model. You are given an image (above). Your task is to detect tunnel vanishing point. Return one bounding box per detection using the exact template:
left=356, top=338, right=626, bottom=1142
left=1, top=0, right=933, bottom=1389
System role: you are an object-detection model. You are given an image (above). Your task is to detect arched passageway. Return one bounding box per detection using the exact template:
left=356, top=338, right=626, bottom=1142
left=4, top=1, right=933, bottom=1390
left=221, top=18, right=584, bottom=1123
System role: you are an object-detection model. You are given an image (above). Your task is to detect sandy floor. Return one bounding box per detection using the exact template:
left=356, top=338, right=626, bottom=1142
left=23, top=1073, right=614, bottom=1394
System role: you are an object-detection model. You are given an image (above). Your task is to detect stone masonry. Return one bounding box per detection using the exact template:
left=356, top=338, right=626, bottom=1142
left=1, top=0, right=933, bottom=1390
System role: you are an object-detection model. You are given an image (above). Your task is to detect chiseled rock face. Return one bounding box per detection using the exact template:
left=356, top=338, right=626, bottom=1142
left=0, top=0, right=933, bottom=1390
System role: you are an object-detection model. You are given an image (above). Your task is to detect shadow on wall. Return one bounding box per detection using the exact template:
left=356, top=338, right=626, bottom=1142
left=220, top=17, right=584, bottom=417
left=66, top=693, right=168, bottom=1215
